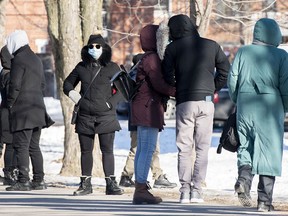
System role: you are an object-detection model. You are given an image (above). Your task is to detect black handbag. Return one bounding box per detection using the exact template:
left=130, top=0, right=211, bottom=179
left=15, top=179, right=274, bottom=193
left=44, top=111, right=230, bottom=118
left=71, top=104, right=79, bottom=125
left=70, top=66, right=102, bottom=125
left=217, top=110, right=240, bottom=154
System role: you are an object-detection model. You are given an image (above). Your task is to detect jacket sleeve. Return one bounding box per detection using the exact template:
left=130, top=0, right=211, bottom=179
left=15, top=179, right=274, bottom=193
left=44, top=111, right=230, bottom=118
left=7, top=60, right=24, bottom=108
left=227, top=51, right=240, bottom=103
left=144, top=54, right=176, bottom=97
left=214, top=44, right=230, bottom=91
left=63, top=65, right=80, bottom=96
left=279, top=52, right=288, bottom=112
left=161, top=44, right=176, bottom=86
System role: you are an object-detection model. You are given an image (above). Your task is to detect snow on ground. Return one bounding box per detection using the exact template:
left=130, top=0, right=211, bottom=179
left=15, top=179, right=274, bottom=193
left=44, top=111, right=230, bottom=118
left=6, top=97, right=288, bottom=202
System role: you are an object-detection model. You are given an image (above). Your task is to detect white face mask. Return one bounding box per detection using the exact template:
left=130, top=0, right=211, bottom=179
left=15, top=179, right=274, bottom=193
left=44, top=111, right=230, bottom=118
left=88, top=45, right=103, bottom=60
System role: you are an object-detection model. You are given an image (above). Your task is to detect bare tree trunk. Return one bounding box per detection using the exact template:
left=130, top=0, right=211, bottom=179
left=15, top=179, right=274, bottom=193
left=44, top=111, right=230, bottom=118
left=190, top=0, right=197, bottom=26
left=44, top=0, right=104, bottom=177
left=196, top=0, right=214, bottom=36
left=80, top=0, right=103, bottom=43
left=45, top=0, right=82, bottom=176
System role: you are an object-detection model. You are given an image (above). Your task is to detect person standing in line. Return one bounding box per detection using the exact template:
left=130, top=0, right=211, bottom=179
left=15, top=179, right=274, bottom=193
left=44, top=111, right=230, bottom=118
left=63, top=34, right=124, bottom=196
left=119, top=53, right=177, bottom=189
left=5, top=30, right=54, bottom=191
left=130, top=24, right=176, bottom=205
left=162, top=14, right=230, bottom=203
left=0, top=45, right=18, bottom=186
left=228, top=18, right=288, bottom=212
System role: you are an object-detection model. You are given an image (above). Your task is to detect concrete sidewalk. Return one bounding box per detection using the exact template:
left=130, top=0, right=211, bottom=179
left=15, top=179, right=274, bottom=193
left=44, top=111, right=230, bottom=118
left=0, top=185, right=287, bottom=216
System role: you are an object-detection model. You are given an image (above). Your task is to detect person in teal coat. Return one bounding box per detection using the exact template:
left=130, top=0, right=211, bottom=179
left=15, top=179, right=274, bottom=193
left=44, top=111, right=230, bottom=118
left=228, top=18, right=288, bottom=212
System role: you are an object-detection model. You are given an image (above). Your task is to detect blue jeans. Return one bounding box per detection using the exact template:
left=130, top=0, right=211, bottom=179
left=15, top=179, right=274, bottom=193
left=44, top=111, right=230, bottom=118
left=134, top=126, right=158, bottom=183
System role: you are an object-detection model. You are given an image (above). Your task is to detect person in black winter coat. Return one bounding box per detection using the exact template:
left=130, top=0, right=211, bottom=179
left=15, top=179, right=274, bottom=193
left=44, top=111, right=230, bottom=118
left=162, top=14, right=230, bottom=204
left=5, top=30, right=54, bottom=191
left=63, top=34, right=124, bottom=196
left=0, top=45, right=18, bottom=186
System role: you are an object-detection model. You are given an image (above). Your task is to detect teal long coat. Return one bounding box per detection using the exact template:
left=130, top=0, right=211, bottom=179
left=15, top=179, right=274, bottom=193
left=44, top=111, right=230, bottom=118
left=228, top=18, right=288, bottom=176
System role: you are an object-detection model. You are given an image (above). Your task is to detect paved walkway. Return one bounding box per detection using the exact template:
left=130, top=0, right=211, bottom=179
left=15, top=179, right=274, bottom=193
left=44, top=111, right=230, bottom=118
left=0, top=186, right=288, bottom=216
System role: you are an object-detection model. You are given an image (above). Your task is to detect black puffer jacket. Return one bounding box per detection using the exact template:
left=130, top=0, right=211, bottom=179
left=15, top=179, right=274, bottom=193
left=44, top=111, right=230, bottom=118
left=63, top=43, right=122, bottom=135
left=162, top=14, right=230, bottom=105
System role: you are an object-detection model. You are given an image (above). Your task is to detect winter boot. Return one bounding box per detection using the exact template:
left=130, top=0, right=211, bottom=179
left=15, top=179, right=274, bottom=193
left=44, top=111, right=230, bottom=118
left=73, top=176, right=93, bottom=196
left=105, top=176, right=124, bottom=195
left=6, top=181, right=31, bottom=191
left=153, top=174, right=177, bottom=189
left=234, top=165, right=253, bottom=207
left=119, top=175, right=135, bottom=187
left=3, top=168, right=17, bottom=186
left=133, top=182, right=163, bottom=205
left=31, top=179, right=47, bottom=190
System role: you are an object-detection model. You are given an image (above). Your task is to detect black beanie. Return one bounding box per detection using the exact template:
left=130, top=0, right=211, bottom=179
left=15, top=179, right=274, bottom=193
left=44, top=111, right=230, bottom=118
left=87, top=34, right=106, bottom=46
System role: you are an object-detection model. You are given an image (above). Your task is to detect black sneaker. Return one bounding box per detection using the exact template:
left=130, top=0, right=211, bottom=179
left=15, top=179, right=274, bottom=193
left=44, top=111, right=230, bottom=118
left=257, top=201, right=274, bottom=212
left=153, top=174, right=177, bottom=189
left=234, top=181, right=252, bottom=207
left=6, top=181, right=31, bottom=191
left=31, top=180, right=47, bottom=190
left=119, top=176, right=135, bottom=187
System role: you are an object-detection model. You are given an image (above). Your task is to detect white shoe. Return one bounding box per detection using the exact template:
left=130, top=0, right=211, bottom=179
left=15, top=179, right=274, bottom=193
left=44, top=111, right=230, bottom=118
left=190, top=190, right=204, bottom=203
left=179, top=192, right=190, bottom=204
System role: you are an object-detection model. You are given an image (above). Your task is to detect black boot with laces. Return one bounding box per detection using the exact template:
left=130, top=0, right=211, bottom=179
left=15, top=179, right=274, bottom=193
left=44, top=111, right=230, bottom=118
left=105, top=176, right=124, bottom=195
left=73, top=176, right=93, bottom=196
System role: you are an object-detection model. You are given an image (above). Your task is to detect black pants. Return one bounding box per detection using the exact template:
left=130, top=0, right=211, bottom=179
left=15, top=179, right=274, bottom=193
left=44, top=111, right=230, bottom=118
left=13, top=128, right=44, bottom=182
left=78, top=132, right=115, bottom=177
left=4, top=143, right=17, bottom=168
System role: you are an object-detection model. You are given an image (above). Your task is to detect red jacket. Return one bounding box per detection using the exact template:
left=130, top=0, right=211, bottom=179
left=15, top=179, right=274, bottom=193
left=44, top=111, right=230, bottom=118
left=130, top=25, right=175, bottom=130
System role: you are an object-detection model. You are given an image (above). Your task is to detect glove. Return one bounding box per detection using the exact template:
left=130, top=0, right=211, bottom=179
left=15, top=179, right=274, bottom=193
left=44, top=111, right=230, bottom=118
left=68, top=90, right=81, bottom=104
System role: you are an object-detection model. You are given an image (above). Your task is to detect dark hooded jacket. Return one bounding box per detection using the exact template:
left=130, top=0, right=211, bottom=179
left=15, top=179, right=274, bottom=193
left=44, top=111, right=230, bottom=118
left=0, top=46, right=13, bottom=143
left=130, top=25, right=175, bottom=130
left=63, top=41, right=122, bottom=134
left=7, top=45, right=48, bottom=132
left=162, top=14, right=230, bottom=105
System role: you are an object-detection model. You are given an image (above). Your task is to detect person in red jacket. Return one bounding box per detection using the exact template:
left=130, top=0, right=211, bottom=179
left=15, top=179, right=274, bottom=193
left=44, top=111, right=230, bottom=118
left=130, top=24, right=176, bottom=205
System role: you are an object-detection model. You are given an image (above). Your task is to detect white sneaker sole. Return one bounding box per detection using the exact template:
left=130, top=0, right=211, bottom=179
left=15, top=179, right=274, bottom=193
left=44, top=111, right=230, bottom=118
left=190, top=198, right=204, bottom=203
left=180, top=198, right=190, bottom=204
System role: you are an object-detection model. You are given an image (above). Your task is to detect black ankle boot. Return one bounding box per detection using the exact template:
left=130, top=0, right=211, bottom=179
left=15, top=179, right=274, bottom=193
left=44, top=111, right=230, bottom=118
left=73, top=176, right=93, bottom=196
left=6, top=181, right=31, bottom=191
left=119, top=175, right=135, bottom=187
left=105, top=176, right=124, bottom=195
left=3, top=167, right=18, bottom=186
left=31, top=179, right=47, bottom=190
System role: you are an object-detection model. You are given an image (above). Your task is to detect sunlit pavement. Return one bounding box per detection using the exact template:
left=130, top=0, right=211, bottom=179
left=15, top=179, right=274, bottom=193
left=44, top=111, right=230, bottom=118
left=0, top=186, right=287, bottom=216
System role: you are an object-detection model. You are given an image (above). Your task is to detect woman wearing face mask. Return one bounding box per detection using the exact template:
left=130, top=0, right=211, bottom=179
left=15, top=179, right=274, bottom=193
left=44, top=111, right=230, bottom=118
left=63, top=34, right=124, bottom=196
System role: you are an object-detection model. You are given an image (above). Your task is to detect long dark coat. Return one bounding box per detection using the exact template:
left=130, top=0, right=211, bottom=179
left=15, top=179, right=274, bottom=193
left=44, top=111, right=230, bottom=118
left=7, top=45, right=47, bottom=132
left=130, top=25, right=176, bottom=130
left=0, top=46, right=13, bottom=143
left=63, top=44, right=122, bottom=135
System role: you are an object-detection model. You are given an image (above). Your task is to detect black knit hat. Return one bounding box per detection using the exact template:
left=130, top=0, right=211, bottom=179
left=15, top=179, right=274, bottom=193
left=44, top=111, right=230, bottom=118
left=87, top=34, right=106, bottom=46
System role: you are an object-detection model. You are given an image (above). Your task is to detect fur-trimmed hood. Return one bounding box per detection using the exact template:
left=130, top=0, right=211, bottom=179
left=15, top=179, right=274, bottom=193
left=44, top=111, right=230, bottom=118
left=156, top=20, right=170, bottom=60
left=81, top=43, right=112, bottom=67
